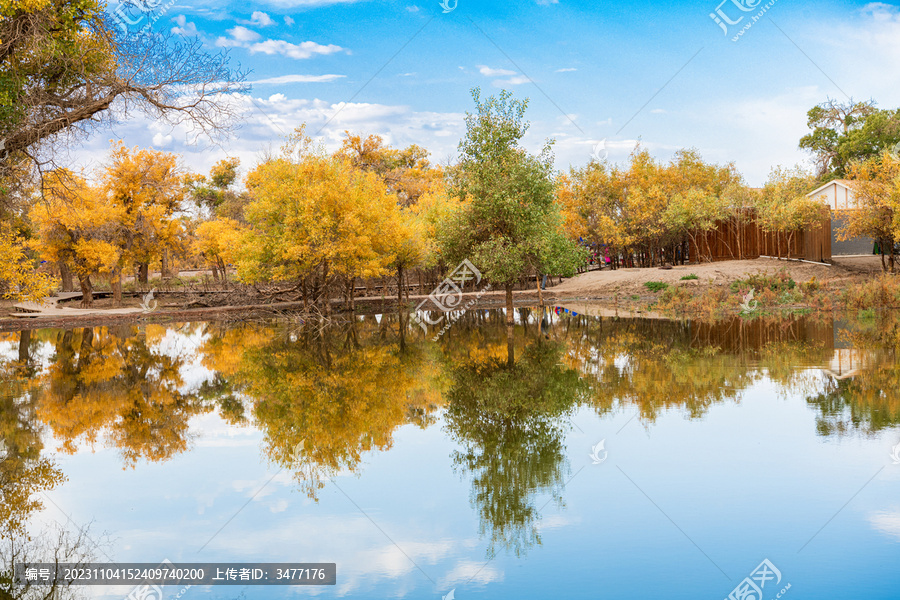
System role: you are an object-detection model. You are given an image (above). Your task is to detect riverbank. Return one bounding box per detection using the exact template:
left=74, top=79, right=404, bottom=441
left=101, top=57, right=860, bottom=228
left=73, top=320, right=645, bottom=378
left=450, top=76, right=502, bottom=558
left=0, top=256, right=894, bottom=331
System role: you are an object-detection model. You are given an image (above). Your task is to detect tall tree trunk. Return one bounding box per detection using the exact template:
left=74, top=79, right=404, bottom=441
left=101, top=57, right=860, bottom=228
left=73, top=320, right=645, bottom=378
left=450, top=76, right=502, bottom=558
left=397, top=264, right=404, bottom=308
left=78, top=274, right=94, bottom=307
left=312, top=270, right=320, bottom=306
left=112, top=268, right=123, bottom=306
left=536, top=274, right=544, bottom=308
left=505, top=284, right=514, bottom=326
left=346, top=277, right=356, bottom=311
left=161, top=249, right=171, bottom=278
left=138, top=263, right=149, bottom=284
left=59, top=261, right=74, bottom=292
left=322, top=260, right=331, bottom=316
left=218, top=258, right=227, bottom=283
left=211, top=264, right=220, bottom=281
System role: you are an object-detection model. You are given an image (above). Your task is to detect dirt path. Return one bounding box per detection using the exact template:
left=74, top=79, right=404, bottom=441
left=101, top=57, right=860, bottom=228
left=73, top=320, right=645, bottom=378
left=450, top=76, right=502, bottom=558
left=548, top=256, right=881, bottom=298
left=11, top=292, right=145, bottom=318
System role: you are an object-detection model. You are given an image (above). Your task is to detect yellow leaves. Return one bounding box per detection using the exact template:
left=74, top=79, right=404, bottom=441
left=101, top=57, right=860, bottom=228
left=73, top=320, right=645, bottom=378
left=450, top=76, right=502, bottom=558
left=0, top=0, right=52, bottom=17
left=103, top=141, right=184, bottom=215
left=72, top=238, right=120, bottom=275
left=31, top=170, right=123, bottom=278
left=194, top=217, right=242, bottom=264
left=759, top=166, right=826, bottom=235
left=561, top=147, right=747, bottom=258
left=0, top=226, right=57, bottom=301
left=29, top=143, right=187, bottom=290
left=845, top=151, right=900, bottom=243
left=241, top=133, right=404, bottom=283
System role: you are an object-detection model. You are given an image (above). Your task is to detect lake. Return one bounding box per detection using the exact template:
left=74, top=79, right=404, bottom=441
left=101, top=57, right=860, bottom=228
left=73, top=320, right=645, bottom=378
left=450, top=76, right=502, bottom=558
left=2, top=308, right=899, bottom=599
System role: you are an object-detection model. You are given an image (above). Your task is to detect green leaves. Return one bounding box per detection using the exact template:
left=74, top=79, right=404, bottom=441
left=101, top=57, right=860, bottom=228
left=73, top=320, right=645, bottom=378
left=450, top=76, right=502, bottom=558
left=799, top=99, right=900, bottom=179
left=443, top=89, right=578, bottom=287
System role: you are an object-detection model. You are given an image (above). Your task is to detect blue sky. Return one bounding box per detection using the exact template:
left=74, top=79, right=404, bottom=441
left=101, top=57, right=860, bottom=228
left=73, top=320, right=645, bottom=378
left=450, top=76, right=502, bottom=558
left=93, top=0, right=900, bottom=185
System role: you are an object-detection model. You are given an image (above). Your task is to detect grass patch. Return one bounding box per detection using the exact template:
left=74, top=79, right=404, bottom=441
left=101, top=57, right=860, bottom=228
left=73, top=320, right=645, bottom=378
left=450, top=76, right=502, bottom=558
left=730, top=270, right=796, bottom=294
left=680, top=274, right=699, bottom=281
left=643, top=281, right=669, bottom=293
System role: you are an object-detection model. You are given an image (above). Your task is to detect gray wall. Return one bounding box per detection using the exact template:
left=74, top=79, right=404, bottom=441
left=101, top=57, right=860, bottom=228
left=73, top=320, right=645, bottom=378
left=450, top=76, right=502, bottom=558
left=831, top=212, right=874, bottom=256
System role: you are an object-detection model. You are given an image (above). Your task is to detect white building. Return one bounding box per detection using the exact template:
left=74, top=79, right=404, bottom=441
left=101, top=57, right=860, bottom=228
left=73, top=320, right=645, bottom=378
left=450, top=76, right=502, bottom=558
left=806, top=179, right=858, bottom=211
left=806, top=179, right=872, bottom=256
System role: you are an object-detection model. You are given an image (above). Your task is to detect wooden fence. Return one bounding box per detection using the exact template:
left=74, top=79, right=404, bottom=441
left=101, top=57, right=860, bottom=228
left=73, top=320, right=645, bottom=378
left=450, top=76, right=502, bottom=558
left=689, top=210, right=831, bottom=263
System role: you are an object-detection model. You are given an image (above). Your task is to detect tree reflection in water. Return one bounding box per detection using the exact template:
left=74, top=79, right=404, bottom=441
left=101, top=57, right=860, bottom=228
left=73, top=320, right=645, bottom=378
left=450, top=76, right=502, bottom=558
left=214, top=315, right=445, bottom=499
left=1, top=330, right=97, bottom=600
left=444, top=336, right=586, bottom=557
left=35, top=325, right=210, bottom=466
left=3, top=308, right=900, bottom=576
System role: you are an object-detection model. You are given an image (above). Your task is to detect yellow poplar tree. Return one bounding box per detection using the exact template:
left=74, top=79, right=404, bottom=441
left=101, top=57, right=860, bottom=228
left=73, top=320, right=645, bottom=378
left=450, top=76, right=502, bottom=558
left=193, top=218, right=243, bottom=282
left=0, top=227, right=57, bottom=301
left=31, top=171, right=121, bottom=306
left=101, top=142, right=185, bottom=300
left=239, top=127, right=402, bottom=308
left=845, top=152, right=900, bottom=272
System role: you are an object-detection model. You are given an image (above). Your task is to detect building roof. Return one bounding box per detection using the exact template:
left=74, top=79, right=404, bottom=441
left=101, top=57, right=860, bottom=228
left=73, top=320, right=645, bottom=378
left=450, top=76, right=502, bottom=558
left=806, top=179, right=854, bottom=198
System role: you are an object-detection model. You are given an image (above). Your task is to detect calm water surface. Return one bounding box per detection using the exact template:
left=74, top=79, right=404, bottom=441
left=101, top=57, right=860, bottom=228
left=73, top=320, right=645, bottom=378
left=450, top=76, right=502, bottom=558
left=2, top=308, right=900, bottom=599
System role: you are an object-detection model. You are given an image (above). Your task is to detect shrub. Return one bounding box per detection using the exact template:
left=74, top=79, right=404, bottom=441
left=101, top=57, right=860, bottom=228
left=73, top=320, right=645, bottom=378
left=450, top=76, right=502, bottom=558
left=842, top=276, right=900, bottom=310
left=801, top=277, right=821, bottom=294
left=680, top=274, right=699, bottom=281
left=644, top=281, right=669, bottom=292
left=730, top=270, right=796, bottom=293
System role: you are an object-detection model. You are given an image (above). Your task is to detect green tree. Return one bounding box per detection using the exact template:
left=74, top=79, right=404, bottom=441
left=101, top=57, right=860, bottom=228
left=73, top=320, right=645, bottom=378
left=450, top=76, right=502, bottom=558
left=186, top=158, right=249, bottom=221
left=441, top=89, right=580, bottom=327
left=798, top=98, right=900, bottom=179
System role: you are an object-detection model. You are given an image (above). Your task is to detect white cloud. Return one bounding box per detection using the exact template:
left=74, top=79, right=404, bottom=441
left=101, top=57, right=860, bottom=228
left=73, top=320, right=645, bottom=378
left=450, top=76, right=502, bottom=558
left=216, top=25, right=261, bottom=47
left=152, top=132, right=173, bottom=147
left=556, top=113, right=579, bottom=126
left=537, top=0, right=559, bottom=4
left=477, top=65, right=516, bottom=77
left=815, top=2, right=900, bottom=100
left=246, top=11, right=276, bottom=27
left=650, top=108, right=667, bottom=114
left=248, top=74, right=345, bottom=84
left=687, top=86, right=823, bottom=185
left=250, top=39, right=344, bottom=59
left=170, top=15, right=198, bottom=37
left=556, top=67, right=577, bottom=72
left=216, top=28, right=344, bottom=59
left=477, top=65, right=531, bottom=86
left=406, top=5, right=420, bottom=12
left=284, top=15, right=295, bottom=26
left=494, top=75, right=532, bottom=86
